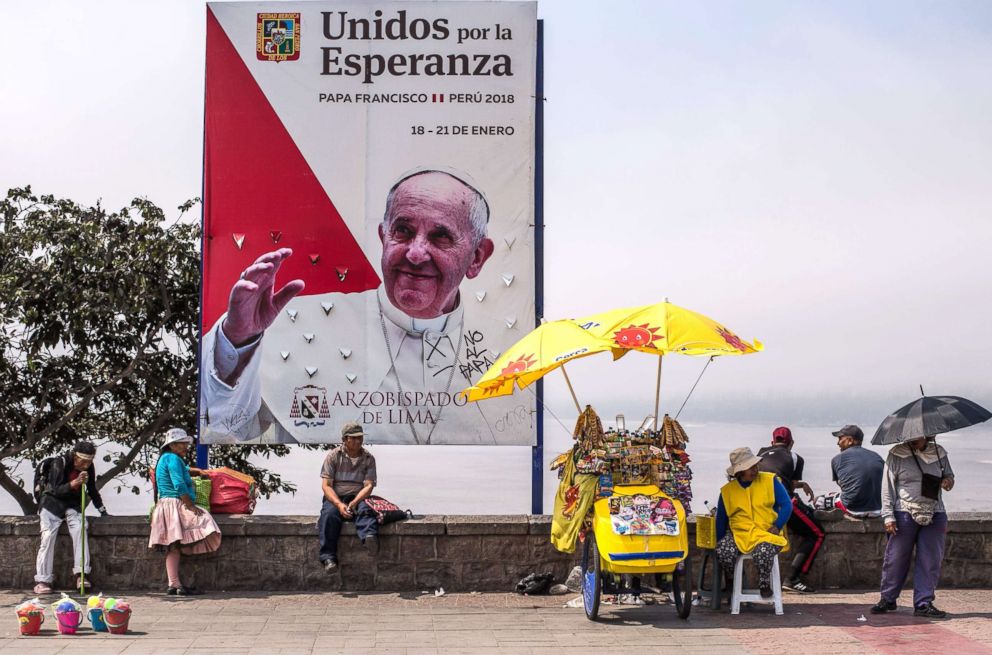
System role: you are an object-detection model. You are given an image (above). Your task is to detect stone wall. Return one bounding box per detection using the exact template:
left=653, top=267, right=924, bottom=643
left=1, top=513, right=990, bottom=592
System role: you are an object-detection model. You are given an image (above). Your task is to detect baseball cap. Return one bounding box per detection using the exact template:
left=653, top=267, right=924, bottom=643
left=831, top=424, right=864, bottom=442
left=341, top=422, right=365, bottom=439
left=771, top=426, right=793, bottom=445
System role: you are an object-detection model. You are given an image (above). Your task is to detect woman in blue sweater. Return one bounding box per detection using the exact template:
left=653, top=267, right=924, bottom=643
left=148, top=428, right=221, bottom=595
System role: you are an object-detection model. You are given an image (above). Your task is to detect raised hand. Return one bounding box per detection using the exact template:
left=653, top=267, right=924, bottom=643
left=222, top=248, right=305, bottom=346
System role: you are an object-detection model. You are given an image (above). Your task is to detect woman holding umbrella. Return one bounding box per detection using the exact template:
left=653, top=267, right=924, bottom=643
left=871, top=436, right=954, bottom=618
left=869, top=393, right=989, bottom=619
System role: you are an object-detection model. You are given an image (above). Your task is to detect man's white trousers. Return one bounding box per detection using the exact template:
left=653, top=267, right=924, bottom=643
left=35, top=508, right=90, bottom=583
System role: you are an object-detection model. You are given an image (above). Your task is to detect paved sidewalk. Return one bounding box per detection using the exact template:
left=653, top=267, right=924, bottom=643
left=2, top=588, right=991, bottom=654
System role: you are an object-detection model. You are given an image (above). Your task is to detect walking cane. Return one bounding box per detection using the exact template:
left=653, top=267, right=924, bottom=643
left=79, top=481, right=86, bottom=596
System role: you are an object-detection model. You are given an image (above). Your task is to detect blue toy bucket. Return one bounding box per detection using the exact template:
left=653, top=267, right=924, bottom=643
left=88, top=607, right=108, bottom=632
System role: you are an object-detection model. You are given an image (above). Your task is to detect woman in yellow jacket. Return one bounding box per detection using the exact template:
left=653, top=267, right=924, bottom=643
left=715, top=447, right=793, bottom=598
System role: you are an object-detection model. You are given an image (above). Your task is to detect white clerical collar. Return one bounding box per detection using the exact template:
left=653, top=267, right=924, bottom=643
left=377, top=287, right=463, bottom=336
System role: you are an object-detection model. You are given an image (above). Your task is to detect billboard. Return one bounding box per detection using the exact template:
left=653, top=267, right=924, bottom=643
left=199, top=1, right=538, bottom=445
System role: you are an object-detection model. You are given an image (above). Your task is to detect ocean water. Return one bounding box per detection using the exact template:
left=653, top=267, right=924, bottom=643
left=2, top=421, right=989, bottom=516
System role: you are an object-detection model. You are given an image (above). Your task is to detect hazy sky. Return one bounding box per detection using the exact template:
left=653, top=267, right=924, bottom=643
left=3, top=0, right=990, bottom=428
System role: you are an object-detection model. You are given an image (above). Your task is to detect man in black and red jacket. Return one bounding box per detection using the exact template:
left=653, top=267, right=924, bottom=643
left=33, top=441, right=109, bottom=595
left=758, top=426, right=824, bottom=593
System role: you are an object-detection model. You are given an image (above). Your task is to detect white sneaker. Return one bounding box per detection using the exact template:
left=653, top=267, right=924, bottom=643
left=617, top=594, right=645, bottom=605
left=323, top=560, right=338, bottom=573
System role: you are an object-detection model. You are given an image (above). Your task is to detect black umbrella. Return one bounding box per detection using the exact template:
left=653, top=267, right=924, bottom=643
left=871, top=395, right=992, bottom=445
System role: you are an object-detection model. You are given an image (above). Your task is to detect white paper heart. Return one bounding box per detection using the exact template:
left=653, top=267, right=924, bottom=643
left=280, top=351, right=290, bottom=361
left=475, top=291, right=486, bottom=302
left=346, top=373, right=357, bottom=383
left=504, top=236, right=516, bottom=250
left=501, top=273, right=514, bottom=287
left=286, top=309, right=298, bottom=322
left=232, top=233, right=246, bottom=250
left=505, top=317, right=517, bottom=328
left=339, top=348, right=352, bottom=359
left=321, top=301, right=334, bottom=315
left=305, top=366, right=318, bottom=378
left=303, top=333, right=315, bottom=343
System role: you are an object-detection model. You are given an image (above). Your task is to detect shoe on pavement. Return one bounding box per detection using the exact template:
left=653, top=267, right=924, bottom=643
left=167, top=586, right=205, bottom=596
left=33, top=582, right=53, bottom=595
left=76, top=576, right=91, bottom=593
left=783, top=579, right=816, bottom=593
left=323, top=559, right=338, bottom=573
left=870, top=598, right=897, bottom=614
left=759, top=584, right=773, bottom=599
left=914, top=602, right=947, bottom=618
left=364, top=536, right=380, bottom=556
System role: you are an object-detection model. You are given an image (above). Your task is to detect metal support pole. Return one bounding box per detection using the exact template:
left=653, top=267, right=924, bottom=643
left=653, top=355, right=664, bottom=430
left=531, top=19, right=545, bottom=516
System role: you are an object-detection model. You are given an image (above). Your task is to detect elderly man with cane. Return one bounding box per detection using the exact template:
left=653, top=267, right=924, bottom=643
left=33, top=441, right=109, bottom=595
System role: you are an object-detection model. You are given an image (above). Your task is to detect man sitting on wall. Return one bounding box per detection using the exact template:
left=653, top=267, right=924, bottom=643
left=824, top=425, right=884, bottom=518
left=33, top=441, right=109, bottom=594
left=317, top=422, right=379, bottom=572
left=758, top=426, right=824, bottom=593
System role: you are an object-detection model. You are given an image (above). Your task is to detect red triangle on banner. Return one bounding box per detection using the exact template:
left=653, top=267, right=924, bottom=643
left=202, top=9, right=380, bottom=329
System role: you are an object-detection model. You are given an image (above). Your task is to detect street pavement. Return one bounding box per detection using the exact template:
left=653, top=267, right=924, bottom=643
left=2, top=588, right=991, bottom=654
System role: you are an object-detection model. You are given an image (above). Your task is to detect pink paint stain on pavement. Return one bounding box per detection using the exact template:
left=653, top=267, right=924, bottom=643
left=842, top=623, right=992, bottom=655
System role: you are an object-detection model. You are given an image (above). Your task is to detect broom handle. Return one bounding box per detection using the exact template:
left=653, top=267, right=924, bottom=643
left=80, top=481, right=86, bottom=595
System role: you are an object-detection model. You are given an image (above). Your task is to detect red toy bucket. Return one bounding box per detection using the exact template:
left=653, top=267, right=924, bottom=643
left=16, top=609, right=44, bottom=636
left=55, top=609, right=81, bottom=635
left=104, top=607, right=132, bottom=634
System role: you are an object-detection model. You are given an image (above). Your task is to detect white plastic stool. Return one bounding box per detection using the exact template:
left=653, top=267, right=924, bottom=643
left=730, top=553, right=783, bottom=615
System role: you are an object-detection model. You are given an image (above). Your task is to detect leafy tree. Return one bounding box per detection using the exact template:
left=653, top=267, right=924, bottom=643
left=0, top=187, right=309, bottom=515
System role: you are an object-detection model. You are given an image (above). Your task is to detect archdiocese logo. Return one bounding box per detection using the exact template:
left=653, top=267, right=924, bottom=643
left=257, top=13, right=300, bottom=62
left=289, top=384, right=330, bottom=427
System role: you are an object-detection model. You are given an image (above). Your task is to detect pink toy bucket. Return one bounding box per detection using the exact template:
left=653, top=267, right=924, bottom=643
left=55, top=609, right=81, bottom=635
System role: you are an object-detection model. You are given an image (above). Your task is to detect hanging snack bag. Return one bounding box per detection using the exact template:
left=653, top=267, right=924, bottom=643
left=51, top=594, right=82, bottom=635
left=15, top=598, right=45, bottom=636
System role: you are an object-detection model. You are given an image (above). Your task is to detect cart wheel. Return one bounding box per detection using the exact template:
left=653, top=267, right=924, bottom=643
left=672, top=556, right=693, bottom=620
left=581, top=531, right=602, bottom=621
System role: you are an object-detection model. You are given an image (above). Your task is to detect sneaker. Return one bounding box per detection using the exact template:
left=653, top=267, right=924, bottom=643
left=32, top=582, right=53, bottom=595
left=759, top=584, right=773, bottom=599
left=870, top=598, right=897, bottom=614
left=914, top=602, right=947, bottom=618
left=364, top=536, right=380, bottom=556
left=617, top=594, right=645, bottom=605
left=783, top=579, right=816, bottom=593
left=323, top=559, right=338, bottom=573
left=167, top=586, right=204, bottom=596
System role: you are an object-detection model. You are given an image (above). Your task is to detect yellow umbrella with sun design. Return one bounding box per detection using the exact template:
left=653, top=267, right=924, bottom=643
left=461, top=318, right=612, bottom=402
left=463, top=301, right=762, bottom=421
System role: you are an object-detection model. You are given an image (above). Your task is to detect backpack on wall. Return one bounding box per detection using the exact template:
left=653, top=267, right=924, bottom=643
left=364, top=495, right=411, bottom=525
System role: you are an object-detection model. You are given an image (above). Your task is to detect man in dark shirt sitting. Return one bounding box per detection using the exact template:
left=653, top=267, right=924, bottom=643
left=758, top=426, right=823, bottom=593
left=33, top=441, right=109, bottom=595
left=829, top=425, right=884, bottom=518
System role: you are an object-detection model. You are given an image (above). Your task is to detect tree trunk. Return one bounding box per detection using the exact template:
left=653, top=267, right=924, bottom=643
left=0, top=461, right=38, bottom=515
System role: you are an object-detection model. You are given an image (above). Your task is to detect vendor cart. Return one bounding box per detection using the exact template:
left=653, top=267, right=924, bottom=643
left=581, top=483, right=692, bottom=621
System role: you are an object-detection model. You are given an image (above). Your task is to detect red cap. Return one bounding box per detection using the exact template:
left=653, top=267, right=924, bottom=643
left=772, top=426, right=793, bottom=445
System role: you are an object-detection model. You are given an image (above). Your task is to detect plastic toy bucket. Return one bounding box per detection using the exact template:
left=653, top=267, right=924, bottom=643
left=55, top=608, right=81, bottom=635
left=105, top=607, right=131, bottom=634
left=16, top=610, right=44, bottom=636
left=88, top=607, right=108, bottom=632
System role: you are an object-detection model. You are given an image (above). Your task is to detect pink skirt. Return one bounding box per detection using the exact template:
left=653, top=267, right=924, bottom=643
left=148, top=498, right=222, bottom=555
